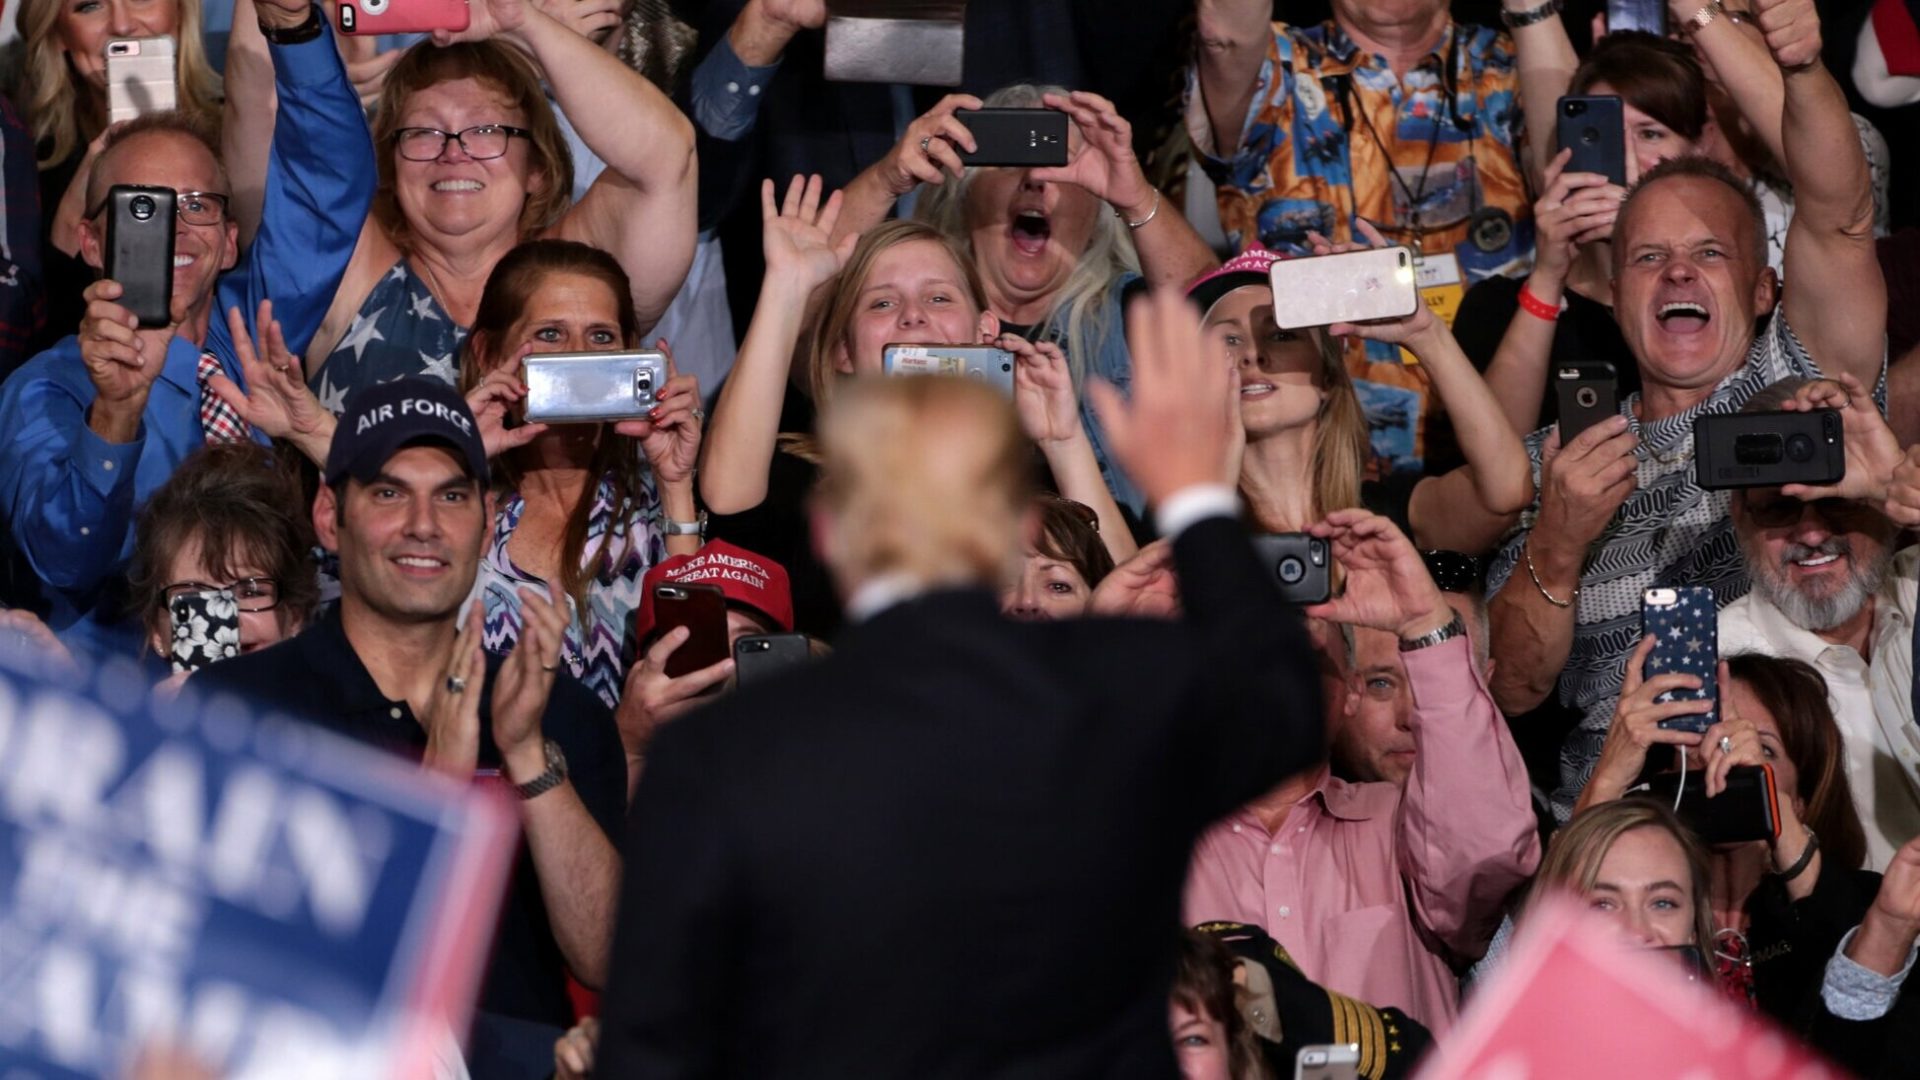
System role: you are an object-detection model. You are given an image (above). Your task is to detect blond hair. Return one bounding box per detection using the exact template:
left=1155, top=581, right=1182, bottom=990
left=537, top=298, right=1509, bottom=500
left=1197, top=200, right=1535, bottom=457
left=1239, top=328, right=1368, bottom=519
left=1532, top=800, right=1716, bottom=953
left=814, top=376, right=1031, bottom=590
left=17, top=0, right=223, bottom=170
left=913, top=82, right=1140, bottom=388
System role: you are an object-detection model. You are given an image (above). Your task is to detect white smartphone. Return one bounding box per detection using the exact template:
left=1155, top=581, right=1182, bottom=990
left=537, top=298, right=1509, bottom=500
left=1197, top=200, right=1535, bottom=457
left=1267, top=246, right=1419, bottom=330
left=106, top=37, right=177, bottom=125
left=1295, top=1042, right=1361, bottom=1080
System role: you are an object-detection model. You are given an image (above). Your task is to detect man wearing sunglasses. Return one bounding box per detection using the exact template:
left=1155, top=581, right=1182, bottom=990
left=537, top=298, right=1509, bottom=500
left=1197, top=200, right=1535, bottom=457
left=0, top=0, right=373, bottom=656
left=1719, top=379, right=1920, bottom=872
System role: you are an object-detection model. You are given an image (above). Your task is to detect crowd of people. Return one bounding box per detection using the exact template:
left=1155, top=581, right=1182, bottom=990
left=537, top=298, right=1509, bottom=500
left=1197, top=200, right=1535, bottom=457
left=8, top=0, right=1920, bottom=1075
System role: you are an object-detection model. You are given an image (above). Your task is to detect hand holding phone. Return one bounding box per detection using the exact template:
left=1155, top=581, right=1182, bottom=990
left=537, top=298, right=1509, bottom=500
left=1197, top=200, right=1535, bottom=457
left=953, top=108, right=1069, bottom=167
left=881, top=344, right=1016, bottom=395
left=1641, top=586, right=1718, bottom=733
left=169, top=589, right=241, bottom=674
left=647, top=584, right=730, bottom=678
left=734, top=633, right=813, bottom=685
left=104, top=185, right=176, bottom=328
left=1250, top=533, right=1333, bottom=605
left=1555, top=363, right=1619, bottom=444
left=106, top=38, right=177, bottom=124
left=1556, top=95, right=1627, bottom=188
left=1267, top=247, right=1419, bottom=330
left=524, top=351, right=668, bottom=424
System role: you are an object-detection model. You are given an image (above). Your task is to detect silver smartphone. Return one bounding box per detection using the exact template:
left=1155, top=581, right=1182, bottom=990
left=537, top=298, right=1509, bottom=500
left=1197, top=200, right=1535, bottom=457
left=881, top=344, right=1016, bottom=396
left=523, top=350, right=666, bottom=424
left=1267, top=246, right=1419, bottom=330
left=107, top=37, right=177, bottom=125
left=1295, top=1043, right=1360, bottom=1080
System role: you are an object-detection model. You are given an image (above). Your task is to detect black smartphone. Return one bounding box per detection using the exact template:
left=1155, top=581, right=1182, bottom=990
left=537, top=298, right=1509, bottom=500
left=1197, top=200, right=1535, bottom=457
left=105, top=184, right=176, bottom=328
left=1643, top=764, right=1782, bottom=845
left=1642, top=586, right=1717, bottom=733
left=1607, top=0, right=1668, bottom=35
left=734, top=632, right=812, bottom=686
left=169, top=588, right=239, bottom=674
left=1557, top=95, right=1627, bottom=187
left=1250, top=533, right=1332, bottom=605
left=647, top=584, right=730, bottom=678
left=1554, top=362, right=1619, bottom=444
left=1694, top=409, right=1844, bottom=490
left=954, top=108, right=1069, bottom=168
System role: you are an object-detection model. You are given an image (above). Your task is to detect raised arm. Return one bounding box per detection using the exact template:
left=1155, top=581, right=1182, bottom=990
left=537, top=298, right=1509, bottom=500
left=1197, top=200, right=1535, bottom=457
left=1485, top=417, right=1637, bottom=713
left=459, top=0, right=697, bottom=334
left=1007, top=333, right=1139, bottom=563
left=827, top=93, right=983, bottom=247
left=1760, top=0, right=1886, bottom=386
left=1501, top=0, right=1582, bottom=184
left=1193, top=0, right=1276, bottom=158
left=212, top=0, right=378, bottom=360
left=700, top=177, right=853, bottom=514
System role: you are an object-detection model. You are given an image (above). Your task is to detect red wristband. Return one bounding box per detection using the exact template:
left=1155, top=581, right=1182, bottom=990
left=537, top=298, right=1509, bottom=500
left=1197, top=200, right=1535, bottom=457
left=1518, top=283, right=1562, bottom=322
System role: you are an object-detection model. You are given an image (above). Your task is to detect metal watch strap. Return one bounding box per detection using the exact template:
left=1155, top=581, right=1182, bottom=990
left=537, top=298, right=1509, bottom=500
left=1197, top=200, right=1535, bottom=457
left=662, top=509, right=708, bottom=537
left=1398, top=613, right=1467, bottom=653
left=513, top=739, right=568, bottom=800
left=260, top=4, right=325, bottom=44
left=1500, top=0, right=1564, bottom=28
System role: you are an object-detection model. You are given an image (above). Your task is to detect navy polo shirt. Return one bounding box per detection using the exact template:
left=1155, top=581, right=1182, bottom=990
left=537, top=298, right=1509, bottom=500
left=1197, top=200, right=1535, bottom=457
left=191, top=605, right=627, bottom=1028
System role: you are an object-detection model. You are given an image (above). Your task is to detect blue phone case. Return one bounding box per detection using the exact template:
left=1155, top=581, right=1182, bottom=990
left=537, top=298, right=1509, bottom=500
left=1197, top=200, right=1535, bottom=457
left=1642, top=586, right=1717, bottom=733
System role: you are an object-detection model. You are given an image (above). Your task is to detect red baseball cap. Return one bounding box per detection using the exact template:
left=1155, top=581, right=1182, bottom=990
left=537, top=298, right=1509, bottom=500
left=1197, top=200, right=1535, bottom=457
left=1186, top=245, right=1284, bottom=317
left=633, top=540, right=795, bottom=642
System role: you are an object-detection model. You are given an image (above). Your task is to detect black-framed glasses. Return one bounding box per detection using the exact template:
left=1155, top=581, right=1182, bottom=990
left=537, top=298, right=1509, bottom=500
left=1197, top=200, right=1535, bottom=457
left=393, top=125, right=532, bottom=162
left=163, top=577, right=279, bottom=612
left=86, top=189, right=230, bottom=227
left=1420, top=550, right=1483, bottom=594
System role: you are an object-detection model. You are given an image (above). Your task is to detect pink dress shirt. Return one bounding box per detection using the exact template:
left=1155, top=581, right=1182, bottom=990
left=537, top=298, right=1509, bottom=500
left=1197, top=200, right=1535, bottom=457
left=1182, top=635, right=1540, bottom=1031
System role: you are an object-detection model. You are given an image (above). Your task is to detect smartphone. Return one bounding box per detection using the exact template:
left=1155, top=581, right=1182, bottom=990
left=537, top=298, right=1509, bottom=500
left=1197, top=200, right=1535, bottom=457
left=106, top=37, right=176, bottom=125
left=337, top=0, right=471, bottom=36
left=881, top=344, right=1016, bottom=395
left=1694, top=409, right=1844, bottom=490
left=1643, top=764, right=1782, bottom=844
left=1554, top=362, right=1619, bottom=444
left=523, top=351, right=668, bottom=424
left=954, top=108, right=1070, bottom=168
left=1250, top=533, right=1332, bottom=606
left=734, top=633, right=812, bottom=686
left=105, top=185, right=176, bottom=328
left=1608, top=0, right=1668, bottom=35
left=1267, top=247, right=1419, bottom=330
left=1641, top=586, right=1717, bottom=733
left=1295, top=1043, right=1361, bottom=1080
left=648, top=584, right=729, bottom=678
left=169, top=589, right=240, bottom=675
left=1556, top=95, right=1627, bottom=188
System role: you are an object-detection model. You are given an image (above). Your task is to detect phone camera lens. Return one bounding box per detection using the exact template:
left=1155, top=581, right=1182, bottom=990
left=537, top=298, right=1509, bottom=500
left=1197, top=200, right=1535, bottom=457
left=1581, top=126, right=1600, bottom=145
left=129, top=195, right=155, bottom=221
left=1277, top=556, right=1305, bottom=585
left=1785, top=433, right=1816, bottom=462
left=1575, top=387, right=1598, bottom=407
left=1567, top=100, right=1586, bottom=116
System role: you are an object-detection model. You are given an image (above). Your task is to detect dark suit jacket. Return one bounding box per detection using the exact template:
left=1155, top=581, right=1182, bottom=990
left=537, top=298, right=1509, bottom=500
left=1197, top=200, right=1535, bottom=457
left=596, top=515, right=1324, bottom=1078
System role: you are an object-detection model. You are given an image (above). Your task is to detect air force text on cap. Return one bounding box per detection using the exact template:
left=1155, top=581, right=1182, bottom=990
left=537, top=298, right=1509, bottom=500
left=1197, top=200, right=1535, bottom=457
left=354, top=396, right=476, bottom=437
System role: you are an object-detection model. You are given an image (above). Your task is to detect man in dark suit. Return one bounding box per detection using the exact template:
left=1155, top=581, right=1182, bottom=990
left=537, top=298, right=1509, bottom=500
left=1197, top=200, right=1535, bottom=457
left=595, top=288, right=1324, bottom=1077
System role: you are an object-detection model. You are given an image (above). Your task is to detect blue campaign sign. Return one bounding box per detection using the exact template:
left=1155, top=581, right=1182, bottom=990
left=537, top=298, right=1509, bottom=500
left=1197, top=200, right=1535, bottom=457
left=0, top=648, right=517, bottom=1078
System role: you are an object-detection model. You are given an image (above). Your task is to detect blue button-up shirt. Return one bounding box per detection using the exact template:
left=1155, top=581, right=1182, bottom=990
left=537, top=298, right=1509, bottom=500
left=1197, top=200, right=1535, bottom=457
left=0, top=28, right=375, bottom=656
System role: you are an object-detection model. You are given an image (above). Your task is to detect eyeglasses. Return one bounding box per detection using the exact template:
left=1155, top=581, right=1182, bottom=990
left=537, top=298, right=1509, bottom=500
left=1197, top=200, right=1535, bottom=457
left=1420, top=550, right=1483, bottom=594
left=1741, top=493, right=1871, bottom=530
left=163, top=577, right=279, bottom=612
left=86, top=190, right=231, bottom=227
left=393, top=125, right=532, bottom=162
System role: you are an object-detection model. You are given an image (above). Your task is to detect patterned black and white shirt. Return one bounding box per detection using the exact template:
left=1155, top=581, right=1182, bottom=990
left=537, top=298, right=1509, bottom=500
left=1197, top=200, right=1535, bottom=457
left=1486, top=312, right=1881, bottom=819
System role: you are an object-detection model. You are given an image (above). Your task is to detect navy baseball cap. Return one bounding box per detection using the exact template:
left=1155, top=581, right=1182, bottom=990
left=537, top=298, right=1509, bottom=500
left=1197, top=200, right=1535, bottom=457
left=324, top=377, right=489, bottom=487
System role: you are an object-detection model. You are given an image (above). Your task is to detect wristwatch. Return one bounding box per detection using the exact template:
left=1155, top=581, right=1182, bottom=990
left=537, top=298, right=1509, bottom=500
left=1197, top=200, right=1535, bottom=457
left=1399, top=613, right=1467, bottom=653
left=259, top=3, right=325, bottom=44
left=663, top=509, right=708, bottom=538
left=513, top=739, right=569, bottom=801
left=1500, top=0, right=1565, bottom=29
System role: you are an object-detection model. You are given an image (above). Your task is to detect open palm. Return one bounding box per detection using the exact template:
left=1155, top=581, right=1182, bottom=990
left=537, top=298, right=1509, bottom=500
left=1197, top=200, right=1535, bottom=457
left=761, top=175, right=856, bottom=294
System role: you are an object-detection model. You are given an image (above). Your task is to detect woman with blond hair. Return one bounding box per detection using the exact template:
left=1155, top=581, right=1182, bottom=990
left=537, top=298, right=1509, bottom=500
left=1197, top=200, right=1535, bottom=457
left=1185, top=234, right=1534, bottom=553
left=13, top=0, right=224, bottom=351
left=699, top=176, right=1137, bottom=633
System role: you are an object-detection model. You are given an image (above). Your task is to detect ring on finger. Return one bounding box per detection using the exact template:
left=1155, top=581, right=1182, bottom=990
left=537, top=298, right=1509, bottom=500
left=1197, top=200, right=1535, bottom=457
left=919, top=136, right=931, bottom=152
left=446, top=674, right=468, bottom=694
left=1718, top=734, right=1733, bottom=754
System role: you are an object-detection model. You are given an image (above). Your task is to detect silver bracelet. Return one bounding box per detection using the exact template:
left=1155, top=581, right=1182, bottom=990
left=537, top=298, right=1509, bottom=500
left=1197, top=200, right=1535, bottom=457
left=1119, top=190, right=1161, bottom=230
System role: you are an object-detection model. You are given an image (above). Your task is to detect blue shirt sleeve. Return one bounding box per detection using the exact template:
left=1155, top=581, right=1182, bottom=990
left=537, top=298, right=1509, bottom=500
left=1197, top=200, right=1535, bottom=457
left=210, top=24, right=376, bottom=371
left=689, top=34, right=780, bottom=142
left=0, top=346, right=145, bottom=592
left=1822, top=925, right=1920, bottom=1021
